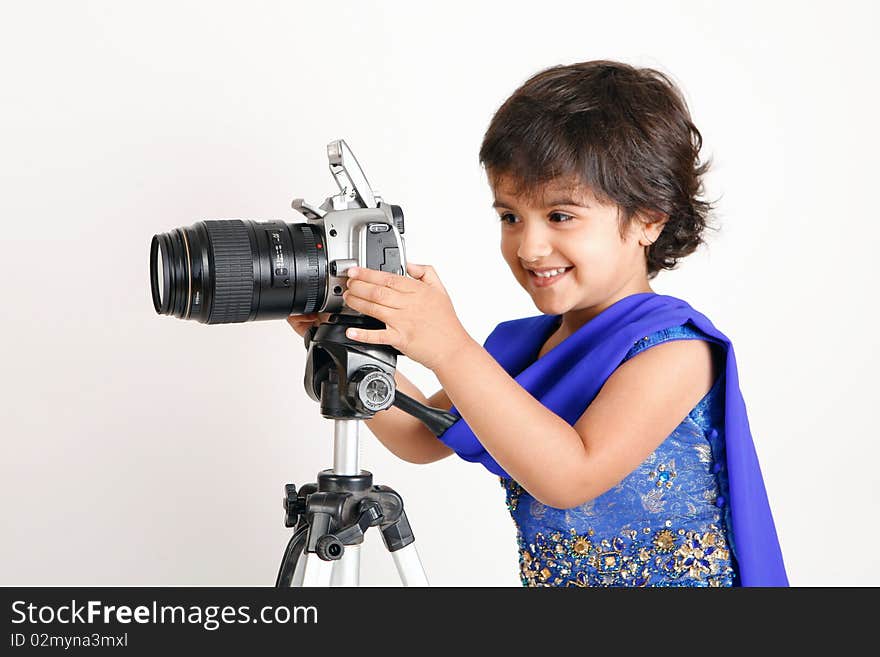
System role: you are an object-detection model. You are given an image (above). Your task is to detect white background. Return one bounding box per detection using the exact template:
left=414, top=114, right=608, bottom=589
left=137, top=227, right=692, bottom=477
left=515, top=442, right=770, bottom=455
left=2, top=0, right=877, bottom=586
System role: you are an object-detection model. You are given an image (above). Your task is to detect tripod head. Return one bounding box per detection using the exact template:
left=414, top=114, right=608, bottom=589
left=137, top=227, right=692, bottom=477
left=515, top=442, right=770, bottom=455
left=302, top=313, right=458, bottom=436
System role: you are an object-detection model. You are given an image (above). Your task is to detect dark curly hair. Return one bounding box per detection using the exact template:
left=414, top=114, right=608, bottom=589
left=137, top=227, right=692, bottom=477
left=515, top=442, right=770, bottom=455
left=479, top=60, right=717, bottom=279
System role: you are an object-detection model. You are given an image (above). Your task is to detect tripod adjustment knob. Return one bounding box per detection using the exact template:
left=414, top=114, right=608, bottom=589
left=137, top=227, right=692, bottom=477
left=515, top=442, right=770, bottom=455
left=283, top=483, right=306, bottom=528
left=349, top=368, right=395, bottom=413
left=315, top=534, right=345, bottom=561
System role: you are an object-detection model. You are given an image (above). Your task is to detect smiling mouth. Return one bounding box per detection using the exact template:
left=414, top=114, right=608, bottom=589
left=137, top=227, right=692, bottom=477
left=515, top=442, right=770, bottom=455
left=527, top=267, right=573, bottom=287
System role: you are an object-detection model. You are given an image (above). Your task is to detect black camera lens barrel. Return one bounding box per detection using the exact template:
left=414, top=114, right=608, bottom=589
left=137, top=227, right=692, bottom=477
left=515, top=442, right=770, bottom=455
left=150, top=219, right=328, bottom=324
left=204, top=220, right=255, bottom=324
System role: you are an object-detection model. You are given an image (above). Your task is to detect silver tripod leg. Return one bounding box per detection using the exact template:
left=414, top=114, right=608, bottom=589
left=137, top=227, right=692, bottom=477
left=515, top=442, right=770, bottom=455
left=391, top=543, right=429, bottom=586
left=298, top=540, right=426, bottom=586
left=297, top=419, right=429, bottom=587
left=298, top=552, right=334, bottom=586
left=330, top=545, right=361, bottom=586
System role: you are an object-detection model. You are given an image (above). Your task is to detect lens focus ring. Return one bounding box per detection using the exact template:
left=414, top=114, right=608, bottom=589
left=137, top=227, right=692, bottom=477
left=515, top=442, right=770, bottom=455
left=204, top=220, right=254, bottom=324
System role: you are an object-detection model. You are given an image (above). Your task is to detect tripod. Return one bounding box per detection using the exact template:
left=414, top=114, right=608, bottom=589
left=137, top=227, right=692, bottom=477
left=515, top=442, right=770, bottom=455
left=275, top=314, right=458, bottom=587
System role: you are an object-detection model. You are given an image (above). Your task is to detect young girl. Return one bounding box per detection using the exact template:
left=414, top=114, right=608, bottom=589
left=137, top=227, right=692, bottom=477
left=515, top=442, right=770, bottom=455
left=288, top=60, right=787, bottom=587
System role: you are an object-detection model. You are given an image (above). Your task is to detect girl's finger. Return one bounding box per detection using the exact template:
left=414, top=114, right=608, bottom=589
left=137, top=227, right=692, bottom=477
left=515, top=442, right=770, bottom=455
left=406, top=262, right=427, bottom=278
left=345, top=327, right=395, bottom=346
left=342, top=292, right=392, bottom=321
left=407, top=261, right=442, bottom=286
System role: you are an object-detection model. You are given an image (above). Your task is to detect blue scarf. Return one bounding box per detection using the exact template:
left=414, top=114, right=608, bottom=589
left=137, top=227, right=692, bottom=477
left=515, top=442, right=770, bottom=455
left=439, top=292, right=788, bottom=586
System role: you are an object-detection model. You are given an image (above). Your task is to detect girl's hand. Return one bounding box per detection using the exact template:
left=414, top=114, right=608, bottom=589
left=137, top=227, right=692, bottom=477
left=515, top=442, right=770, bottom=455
left=287, top=312, right=332, bottom=338
left=342, top=262, right=473, bottom=371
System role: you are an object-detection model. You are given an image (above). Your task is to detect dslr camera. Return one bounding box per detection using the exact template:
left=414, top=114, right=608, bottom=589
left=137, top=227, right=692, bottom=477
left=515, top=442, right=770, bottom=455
left=150, top=139, right=407, bottom=325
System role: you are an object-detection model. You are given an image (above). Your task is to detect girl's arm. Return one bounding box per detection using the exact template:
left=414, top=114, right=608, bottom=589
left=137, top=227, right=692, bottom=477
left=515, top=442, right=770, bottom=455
left=434, top=336, right=716, bottom=508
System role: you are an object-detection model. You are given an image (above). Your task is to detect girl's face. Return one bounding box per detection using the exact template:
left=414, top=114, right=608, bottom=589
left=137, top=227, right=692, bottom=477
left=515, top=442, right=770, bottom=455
left=492, top=174, right=658, bottom=322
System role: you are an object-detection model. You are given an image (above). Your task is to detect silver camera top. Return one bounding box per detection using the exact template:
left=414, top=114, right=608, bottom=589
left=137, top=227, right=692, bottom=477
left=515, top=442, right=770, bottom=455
left=291, top=139, right=406, bottom=314
left=291, top=139, right=384, bottom=218
left=327, top=139, right=380, bottom=209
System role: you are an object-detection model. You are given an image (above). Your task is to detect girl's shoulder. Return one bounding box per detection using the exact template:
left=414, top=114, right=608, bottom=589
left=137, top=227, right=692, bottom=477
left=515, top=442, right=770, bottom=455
left=621, top=321, right=726, bottom=426
left=622, top=321, right=721, bottom=364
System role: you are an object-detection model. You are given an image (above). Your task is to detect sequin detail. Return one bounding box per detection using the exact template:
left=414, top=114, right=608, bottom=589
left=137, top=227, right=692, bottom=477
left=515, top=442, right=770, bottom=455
left=503, top=477, right=523, bottom=513
left=516, top=526, right=735, bottom=587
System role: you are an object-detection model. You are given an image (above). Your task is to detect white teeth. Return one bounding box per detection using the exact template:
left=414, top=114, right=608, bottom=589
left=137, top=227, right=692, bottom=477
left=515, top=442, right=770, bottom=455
left=532, top=268, right=569, bottom=278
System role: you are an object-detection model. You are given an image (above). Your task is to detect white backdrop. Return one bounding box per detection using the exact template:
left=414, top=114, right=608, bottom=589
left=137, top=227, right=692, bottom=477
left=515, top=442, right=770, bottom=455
left=2, top=0, right=877, bottom=586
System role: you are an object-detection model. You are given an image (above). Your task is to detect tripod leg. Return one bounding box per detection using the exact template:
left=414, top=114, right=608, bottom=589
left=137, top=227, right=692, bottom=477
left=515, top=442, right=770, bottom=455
left=299, top=552, right=335, bottom=587
left=390, top=543, right=429, bottom=586
left=276, top=525, right=309, bottom=587
left=330, top=545, right=361, bottom=586
left=290, top=540, right=307, bottom=586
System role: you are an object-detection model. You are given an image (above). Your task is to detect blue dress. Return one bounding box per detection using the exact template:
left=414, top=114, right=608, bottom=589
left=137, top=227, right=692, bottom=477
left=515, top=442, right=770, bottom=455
left=499, top=322, right=740, bottom=587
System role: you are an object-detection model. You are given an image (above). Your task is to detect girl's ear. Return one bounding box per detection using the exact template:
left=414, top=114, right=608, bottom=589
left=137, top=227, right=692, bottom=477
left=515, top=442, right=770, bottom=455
left=637, top=209, right=669, bottom=246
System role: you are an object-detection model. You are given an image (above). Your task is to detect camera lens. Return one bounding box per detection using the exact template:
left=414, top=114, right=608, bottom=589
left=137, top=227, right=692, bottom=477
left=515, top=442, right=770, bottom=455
left=154, top=252, right=164, bottom=304
left=150, top=219, right=328, bottom=324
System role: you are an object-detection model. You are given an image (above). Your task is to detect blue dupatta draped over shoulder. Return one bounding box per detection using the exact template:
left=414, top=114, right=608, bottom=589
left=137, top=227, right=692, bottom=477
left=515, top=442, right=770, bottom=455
left=438, top=293, right=788, bottom=587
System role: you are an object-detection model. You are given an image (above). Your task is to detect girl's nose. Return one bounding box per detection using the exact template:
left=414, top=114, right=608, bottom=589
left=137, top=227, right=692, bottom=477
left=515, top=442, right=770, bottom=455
left=516, top=226, right=552, bottom=262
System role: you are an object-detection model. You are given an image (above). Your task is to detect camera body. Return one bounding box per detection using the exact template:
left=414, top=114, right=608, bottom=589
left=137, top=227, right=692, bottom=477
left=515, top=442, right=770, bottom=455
left=293, top=199, right=406, bottom=316
left=150, top=140, right=407, bottom=324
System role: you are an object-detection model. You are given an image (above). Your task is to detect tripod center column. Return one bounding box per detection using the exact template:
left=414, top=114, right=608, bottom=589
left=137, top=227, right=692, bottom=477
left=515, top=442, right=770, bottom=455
left=333, top=419, right=361, bottom=475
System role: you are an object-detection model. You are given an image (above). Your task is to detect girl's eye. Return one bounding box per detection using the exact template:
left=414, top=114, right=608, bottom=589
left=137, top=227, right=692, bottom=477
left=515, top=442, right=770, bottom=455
left=498, top=212, right=574, bottom=224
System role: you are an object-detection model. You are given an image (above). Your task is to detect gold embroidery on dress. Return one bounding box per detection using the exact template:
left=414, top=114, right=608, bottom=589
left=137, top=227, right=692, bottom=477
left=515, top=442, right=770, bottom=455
left=517, top=525, right=734, bottom=587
